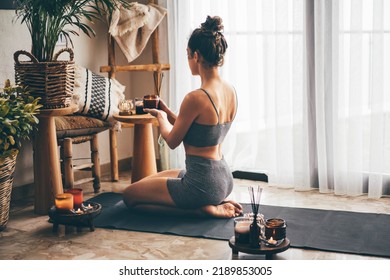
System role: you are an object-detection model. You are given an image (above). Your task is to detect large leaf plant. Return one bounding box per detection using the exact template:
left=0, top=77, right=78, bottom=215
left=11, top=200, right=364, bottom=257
left=14, top=0, right=130, bottom=62
left=0, top=80, right=42, bottom=164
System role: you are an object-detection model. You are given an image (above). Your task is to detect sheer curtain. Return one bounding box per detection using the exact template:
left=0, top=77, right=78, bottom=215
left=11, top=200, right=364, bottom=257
left=166, top=0, right=390, bottom=198
left=315, top=0, right=390, bottom=197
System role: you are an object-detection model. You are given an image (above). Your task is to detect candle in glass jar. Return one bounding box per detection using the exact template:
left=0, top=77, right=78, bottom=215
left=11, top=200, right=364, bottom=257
left=134, top=98, right=146, bottom=114
left=65, top=188, right=83, bottom=209
left=143, top=94, right=160, bottom=109
left=234, top=217, right=252, bottom=244
left=119, top=100, right=132, bottom=115
left=265, top=218, right=287, bottom=240
left=55, top=193, right=74, bottom=211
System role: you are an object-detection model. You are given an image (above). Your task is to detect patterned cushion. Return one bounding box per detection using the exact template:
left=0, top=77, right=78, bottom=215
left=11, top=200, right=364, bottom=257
left=55, top=115, right=110, bottom=139
left=72, top=65, right=125, bottom=127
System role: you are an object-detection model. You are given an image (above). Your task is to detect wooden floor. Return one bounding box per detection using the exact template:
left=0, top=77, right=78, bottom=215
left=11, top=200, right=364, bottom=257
left=1, top=169, right=390, bottom=260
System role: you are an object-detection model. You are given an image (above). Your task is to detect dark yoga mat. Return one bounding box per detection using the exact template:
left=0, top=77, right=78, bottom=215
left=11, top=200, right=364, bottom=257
left=87, top=192, right=390, bottom=258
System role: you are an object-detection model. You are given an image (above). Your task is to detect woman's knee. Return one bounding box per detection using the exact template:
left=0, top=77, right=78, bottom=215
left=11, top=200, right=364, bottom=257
left=122, top=178, right=173, bottom=208
left=122, top=183, right=140, bottom=208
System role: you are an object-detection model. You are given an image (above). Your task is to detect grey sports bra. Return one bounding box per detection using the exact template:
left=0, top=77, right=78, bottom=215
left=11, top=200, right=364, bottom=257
left=182, top=88, right=236, bottom=147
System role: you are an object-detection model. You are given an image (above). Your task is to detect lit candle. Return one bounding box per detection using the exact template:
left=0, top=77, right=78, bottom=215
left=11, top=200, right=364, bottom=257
left=65, top=188, right=83, bottom=209
left=234, top=218, right=252, bottom=244
left=85, top=203, right=93, bottom=210
left=265, top=218, right=286, bottom=241
left=55, top=193, right=73, bottom=211
left=119, top=100, right=132, bottom=115
left=135, top=98, right=146, bottom=114
left=75, top=208, right=83, bottom=214
left=267, top=236, right=277, bottom=245
left=143, top=94, right=160, bottom=109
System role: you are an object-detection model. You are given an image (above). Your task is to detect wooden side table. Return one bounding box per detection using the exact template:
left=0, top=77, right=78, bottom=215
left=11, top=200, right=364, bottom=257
left=33, top=105, right=77, bottom=215
left=228, top=237, right=290, bottom=260
left=113, top=114, right=159, bottom=182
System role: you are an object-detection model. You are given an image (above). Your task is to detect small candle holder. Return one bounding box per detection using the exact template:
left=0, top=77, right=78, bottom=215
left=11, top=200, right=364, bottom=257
left=54, top=193, right=74, bottom=212
left=48, top=202, right=102, bottom=233
left=119, top=99, right=133, bottom=116
left=265, top=218, right=287, bottom=241
left=134, top=98, right=146, bottom=114
left=143, top=94, right=160, bottom=109
left=65, top=188, right=83, bottom=209
left=234, top=217, right=252, bottom=244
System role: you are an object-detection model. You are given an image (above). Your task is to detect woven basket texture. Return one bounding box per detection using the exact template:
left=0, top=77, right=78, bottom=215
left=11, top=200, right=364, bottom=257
left=0, top=154, right=17, bottom=231
left=14, top=48, right=75, bottom=109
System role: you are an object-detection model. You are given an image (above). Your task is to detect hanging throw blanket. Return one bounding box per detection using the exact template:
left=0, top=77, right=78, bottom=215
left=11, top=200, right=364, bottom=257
left=109, top=2, right=167, bottom=63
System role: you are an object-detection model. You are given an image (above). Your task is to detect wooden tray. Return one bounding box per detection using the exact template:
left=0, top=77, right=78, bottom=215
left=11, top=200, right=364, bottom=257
left=48, top=202, right=101, bottom=232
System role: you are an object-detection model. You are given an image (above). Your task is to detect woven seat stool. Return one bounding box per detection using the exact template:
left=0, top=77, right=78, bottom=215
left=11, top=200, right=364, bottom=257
left=55, top=115, right=110, bottom=193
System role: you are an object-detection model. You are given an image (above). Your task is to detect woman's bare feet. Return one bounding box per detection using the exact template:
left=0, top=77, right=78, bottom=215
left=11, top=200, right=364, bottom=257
left=202, top=200, right=243, bottom=218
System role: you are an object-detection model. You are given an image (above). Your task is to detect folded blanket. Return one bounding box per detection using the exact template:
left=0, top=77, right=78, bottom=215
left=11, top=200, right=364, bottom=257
left=109, top=2, right=167, bottom=63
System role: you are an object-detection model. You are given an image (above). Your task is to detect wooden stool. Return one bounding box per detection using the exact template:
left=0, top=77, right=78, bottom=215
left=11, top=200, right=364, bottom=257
left=55, top=115, right=110, bottom=193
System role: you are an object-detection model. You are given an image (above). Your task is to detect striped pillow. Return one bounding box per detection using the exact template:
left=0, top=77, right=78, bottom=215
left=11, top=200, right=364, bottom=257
left=72, top=65, right=125, bottom=127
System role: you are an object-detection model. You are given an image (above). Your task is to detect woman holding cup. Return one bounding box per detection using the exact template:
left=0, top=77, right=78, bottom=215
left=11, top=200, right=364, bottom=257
left=122, top=16, right=242, bottom=218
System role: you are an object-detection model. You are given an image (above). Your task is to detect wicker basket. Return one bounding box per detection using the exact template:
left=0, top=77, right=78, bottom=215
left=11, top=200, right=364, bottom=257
left=14, top=48, right=75, bottom=109
left=0, top=154, right=17, bottom=231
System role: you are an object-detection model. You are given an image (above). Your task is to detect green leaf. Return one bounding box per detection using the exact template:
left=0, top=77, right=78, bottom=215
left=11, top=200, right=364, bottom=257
left=0, top=105, right=10, bottom=117
left=8, top=135, right=15, bottom=146
left=1, top=80, right=41, bottom=154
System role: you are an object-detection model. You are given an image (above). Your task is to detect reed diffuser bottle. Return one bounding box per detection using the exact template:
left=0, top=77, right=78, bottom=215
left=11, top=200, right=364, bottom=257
left=248, top=186, right=262, bottom=248
left=249, top=214, right=261, bottom=248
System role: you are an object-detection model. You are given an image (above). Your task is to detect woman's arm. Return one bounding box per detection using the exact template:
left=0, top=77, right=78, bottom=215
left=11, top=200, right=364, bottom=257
left=158, top=99, right=177, bottom=125
left=144, top=92, right=200, bottom=149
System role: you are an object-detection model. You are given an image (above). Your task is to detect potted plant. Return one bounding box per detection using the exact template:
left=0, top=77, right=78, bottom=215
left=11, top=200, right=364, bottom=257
left=13, top=0, right=130, bottom=108
left=0, top=79, right=42, bottom=231
left=14, top=0, right=130, bottom=62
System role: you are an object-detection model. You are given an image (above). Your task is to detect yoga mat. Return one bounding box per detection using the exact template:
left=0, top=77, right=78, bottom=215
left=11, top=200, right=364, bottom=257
left=87, top=192, right=390, bottom=258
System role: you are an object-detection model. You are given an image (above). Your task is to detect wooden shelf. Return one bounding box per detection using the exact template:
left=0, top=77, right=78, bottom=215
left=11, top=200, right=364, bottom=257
left=100, top=63, right=170, bottom=73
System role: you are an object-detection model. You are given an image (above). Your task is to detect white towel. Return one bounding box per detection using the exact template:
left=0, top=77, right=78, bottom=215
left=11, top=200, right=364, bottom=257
left=109, top=2, right=167, bottom=63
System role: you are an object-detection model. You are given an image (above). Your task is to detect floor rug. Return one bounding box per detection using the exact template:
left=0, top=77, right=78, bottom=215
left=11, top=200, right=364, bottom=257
left=87, top=192, right=390, bottom=258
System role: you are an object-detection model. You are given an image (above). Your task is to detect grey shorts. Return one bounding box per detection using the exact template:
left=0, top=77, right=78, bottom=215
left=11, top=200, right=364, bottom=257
left=167, top=155, right=233, bottom=209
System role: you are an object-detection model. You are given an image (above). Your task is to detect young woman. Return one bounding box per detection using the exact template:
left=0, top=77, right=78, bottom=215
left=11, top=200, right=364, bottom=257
left=122, top=16, right=242, bottom=218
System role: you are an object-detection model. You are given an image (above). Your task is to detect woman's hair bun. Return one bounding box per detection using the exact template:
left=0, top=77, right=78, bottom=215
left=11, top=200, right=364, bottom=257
left=201, top=15, right=224, bottom=33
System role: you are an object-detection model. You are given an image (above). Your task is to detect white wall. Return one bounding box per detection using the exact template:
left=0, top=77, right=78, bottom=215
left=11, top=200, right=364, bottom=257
left=0, top=1, right=168, bottom=188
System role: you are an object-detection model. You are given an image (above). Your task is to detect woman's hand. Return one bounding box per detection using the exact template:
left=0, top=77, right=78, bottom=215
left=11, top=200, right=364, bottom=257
left=143, top=108, right=172, bottom=146
left=158, top=99, right=169, bottom=112
left=143, top=108, right=168, bottom=121
left=157, top=99, right=177, bottom=125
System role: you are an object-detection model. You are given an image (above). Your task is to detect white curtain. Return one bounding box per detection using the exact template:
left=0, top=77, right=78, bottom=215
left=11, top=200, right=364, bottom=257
left=166, top=0, right=390, bottom=198
left=315, top=0, right=390, bottom=197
